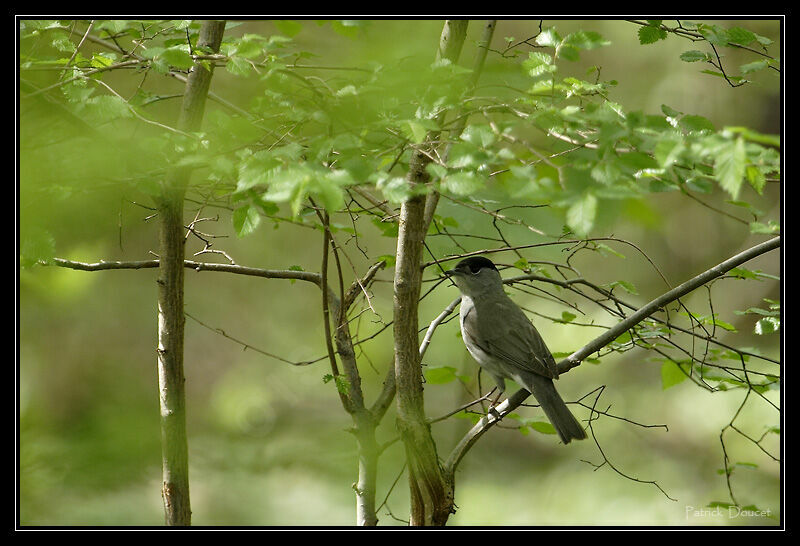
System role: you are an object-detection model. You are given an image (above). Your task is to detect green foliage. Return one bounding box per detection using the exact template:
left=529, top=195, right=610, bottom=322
left=661, top=360, right=690, bottom=390
left=19, top=19, right=779, bottom=243
left=18, top=19, right=782, bottom=526
left=637, top=21, right=668, bottom=45
left=424, top=366, right=461, bottom=385
left=735, top=299, right=780, bottom=335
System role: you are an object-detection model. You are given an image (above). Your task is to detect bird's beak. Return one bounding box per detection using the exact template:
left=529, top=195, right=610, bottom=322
left=444, top=268, right=459, bottom=277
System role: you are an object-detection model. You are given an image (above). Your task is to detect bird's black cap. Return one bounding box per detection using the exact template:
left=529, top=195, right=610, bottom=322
left=450, top=256, right=498, bottom=274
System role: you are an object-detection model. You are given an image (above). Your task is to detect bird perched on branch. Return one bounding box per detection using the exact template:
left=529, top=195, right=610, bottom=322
left=446, top=256, right=586, bottom=444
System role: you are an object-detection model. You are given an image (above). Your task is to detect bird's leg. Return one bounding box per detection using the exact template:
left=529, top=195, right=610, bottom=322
left=488, top=388, right=504, bottom=422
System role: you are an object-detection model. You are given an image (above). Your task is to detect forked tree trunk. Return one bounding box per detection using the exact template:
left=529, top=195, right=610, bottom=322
left=392, top=20, right=468, bottom=527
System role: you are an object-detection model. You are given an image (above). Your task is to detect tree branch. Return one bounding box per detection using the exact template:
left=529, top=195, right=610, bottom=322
left=444, top=236, right=781, bottom=476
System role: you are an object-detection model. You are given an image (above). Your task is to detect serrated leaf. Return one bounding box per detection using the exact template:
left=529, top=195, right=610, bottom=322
left=679, top=49, right=709, bottom=62
left=377, top=176, right=412, bottom=203
left=714, top=137, right=746, bottom=199
left=90, top=54, right=115, bottom=68
left=749, top=220, right=779, bottom=234
left=566, top=192, right=597, bottom=235
left=755, top=317, right=780, bottom=335
left=442, top=171, right=485, bottom=196
left=523, top=51, right=556, bottom=79
left=740, top=60, right=769, bottom=74
left=334, top=374, right=351, bottom=395
left=426, top=163, right=448, bottom=180
left=535, top=28, right=562, bottom=48
left=460, top=124, right=496, bottom=148
left=638, top=25, right=667, bottom=45
left=745, top=165, right=766, bottom=195
left=86, top=95, right=132, bottom=120
left=654, top=135, right=684, bottom=168
left=726, top=27, right=756, bottom=45
left=563, top=30, right=609, bottom=50
left=698, top=24, right=729, bottom=46
left=403, top=120, right=429, bottom=144
left=160, top=46, right=194, bottom=69
left=51, top=34, right=76, bottom=53
left=233, top=204, right=261, bottom=237
left=226, top=56, right=251, bottom=76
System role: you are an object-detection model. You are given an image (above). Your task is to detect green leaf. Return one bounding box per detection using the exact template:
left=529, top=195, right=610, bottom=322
left=334, top=374, right=351, bottom=395
left=749, top=220, right=779, bottom=234
left=426, top=163, right=448, bottom=180
left=377, top=254, right=396, bottom=268
left=755, top=317, right=780, bottom=335
left=424, top=366, right=458, bottom=385
left=638, top=25, right=667, bottom=45
left=20, top=229, right=56, bottom=267
left=442, top=171, right=485, bottom=196
left=745, top=165, right=766, bottom=194
left=714, top=137, right=746, bottom=198
left=605, top=280, right=639, bottom=295
left=679, top=50, right=709, bottom=62
left=51, top=34, right=76, bottom=53
left=680, top=115, right=715, bottom=133
left=726, top=27, right=756, bottom=46
left=661, top=361, right=689, bottom=390
left=654, top=135, right=684, bottom=168
left=523, top=51, right=556, bottom=79
left=233, top=204, right=262, bottom=237
left=563, top=30, right=609, bottom=51
left=697, top=24, right=729, bottom=46
left=566, top=192, right=597, bottom=235
left=527, top=421, right=557, bottom=435
left=86, top=95, right=132, bottom=121
left=90, top=54, right=115, bottom=68
left=226, top=56, right=251, bottom=76
left=660, top=104, right=682, bottom=118
left=560, top=311, right=577, bottom=323
left=740, top=60, right=769, bottom=74
left=376, top=176, right=412, bottom=203
left=312, top=178, right=344, bottom=212
left=460, top=124, right=496, bottom=148
left=595, top=242, right=625, bottom=259
left=233, top=37, right=266, bottom=59
left=160, top=46, right=194, bottom=69
left=402, top=120, right=430, bottom=144
left=273, top=20, right=303, bottom=37
left=535, top=28, right=562, bottom=48
left=728, top=267, right=779, bottom=281
left=322, top=373, right=351, bottom=394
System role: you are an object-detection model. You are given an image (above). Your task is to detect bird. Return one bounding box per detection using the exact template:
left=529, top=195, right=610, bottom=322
left=445, top=256, right=586, bottom=444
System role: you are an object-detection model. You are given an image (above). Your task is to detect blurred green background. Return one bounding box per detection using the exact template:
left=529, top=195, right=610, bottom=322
left=19, top=19, right=781, bottom=526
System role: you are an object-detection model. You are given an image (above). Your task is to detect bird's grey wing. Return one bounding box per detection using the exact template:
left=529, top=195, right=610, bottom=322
left=466, top=297, right=558, bottom=379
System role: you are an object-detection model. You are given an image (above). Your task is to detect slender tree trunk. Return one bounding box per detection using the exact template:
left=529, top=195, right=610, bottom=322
left=156, top=20, right=225, bottom=526
left=392, top=20, right=468, bottom=526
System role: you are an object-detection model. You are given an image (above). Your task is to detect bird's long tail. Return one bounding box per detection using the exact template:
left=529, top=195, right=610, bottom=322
left=528, top=375, right=587, bottom=444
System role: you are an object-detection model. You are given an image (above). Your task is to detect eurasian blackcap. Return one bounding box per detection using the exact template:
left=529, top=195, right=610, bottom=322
left=446, top=256, right=586, bottom=444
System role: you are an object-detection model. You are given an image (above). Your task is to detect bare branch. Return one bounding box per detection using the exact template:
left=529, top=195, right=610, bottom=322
left=444, top=236, right=780, bottom=476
